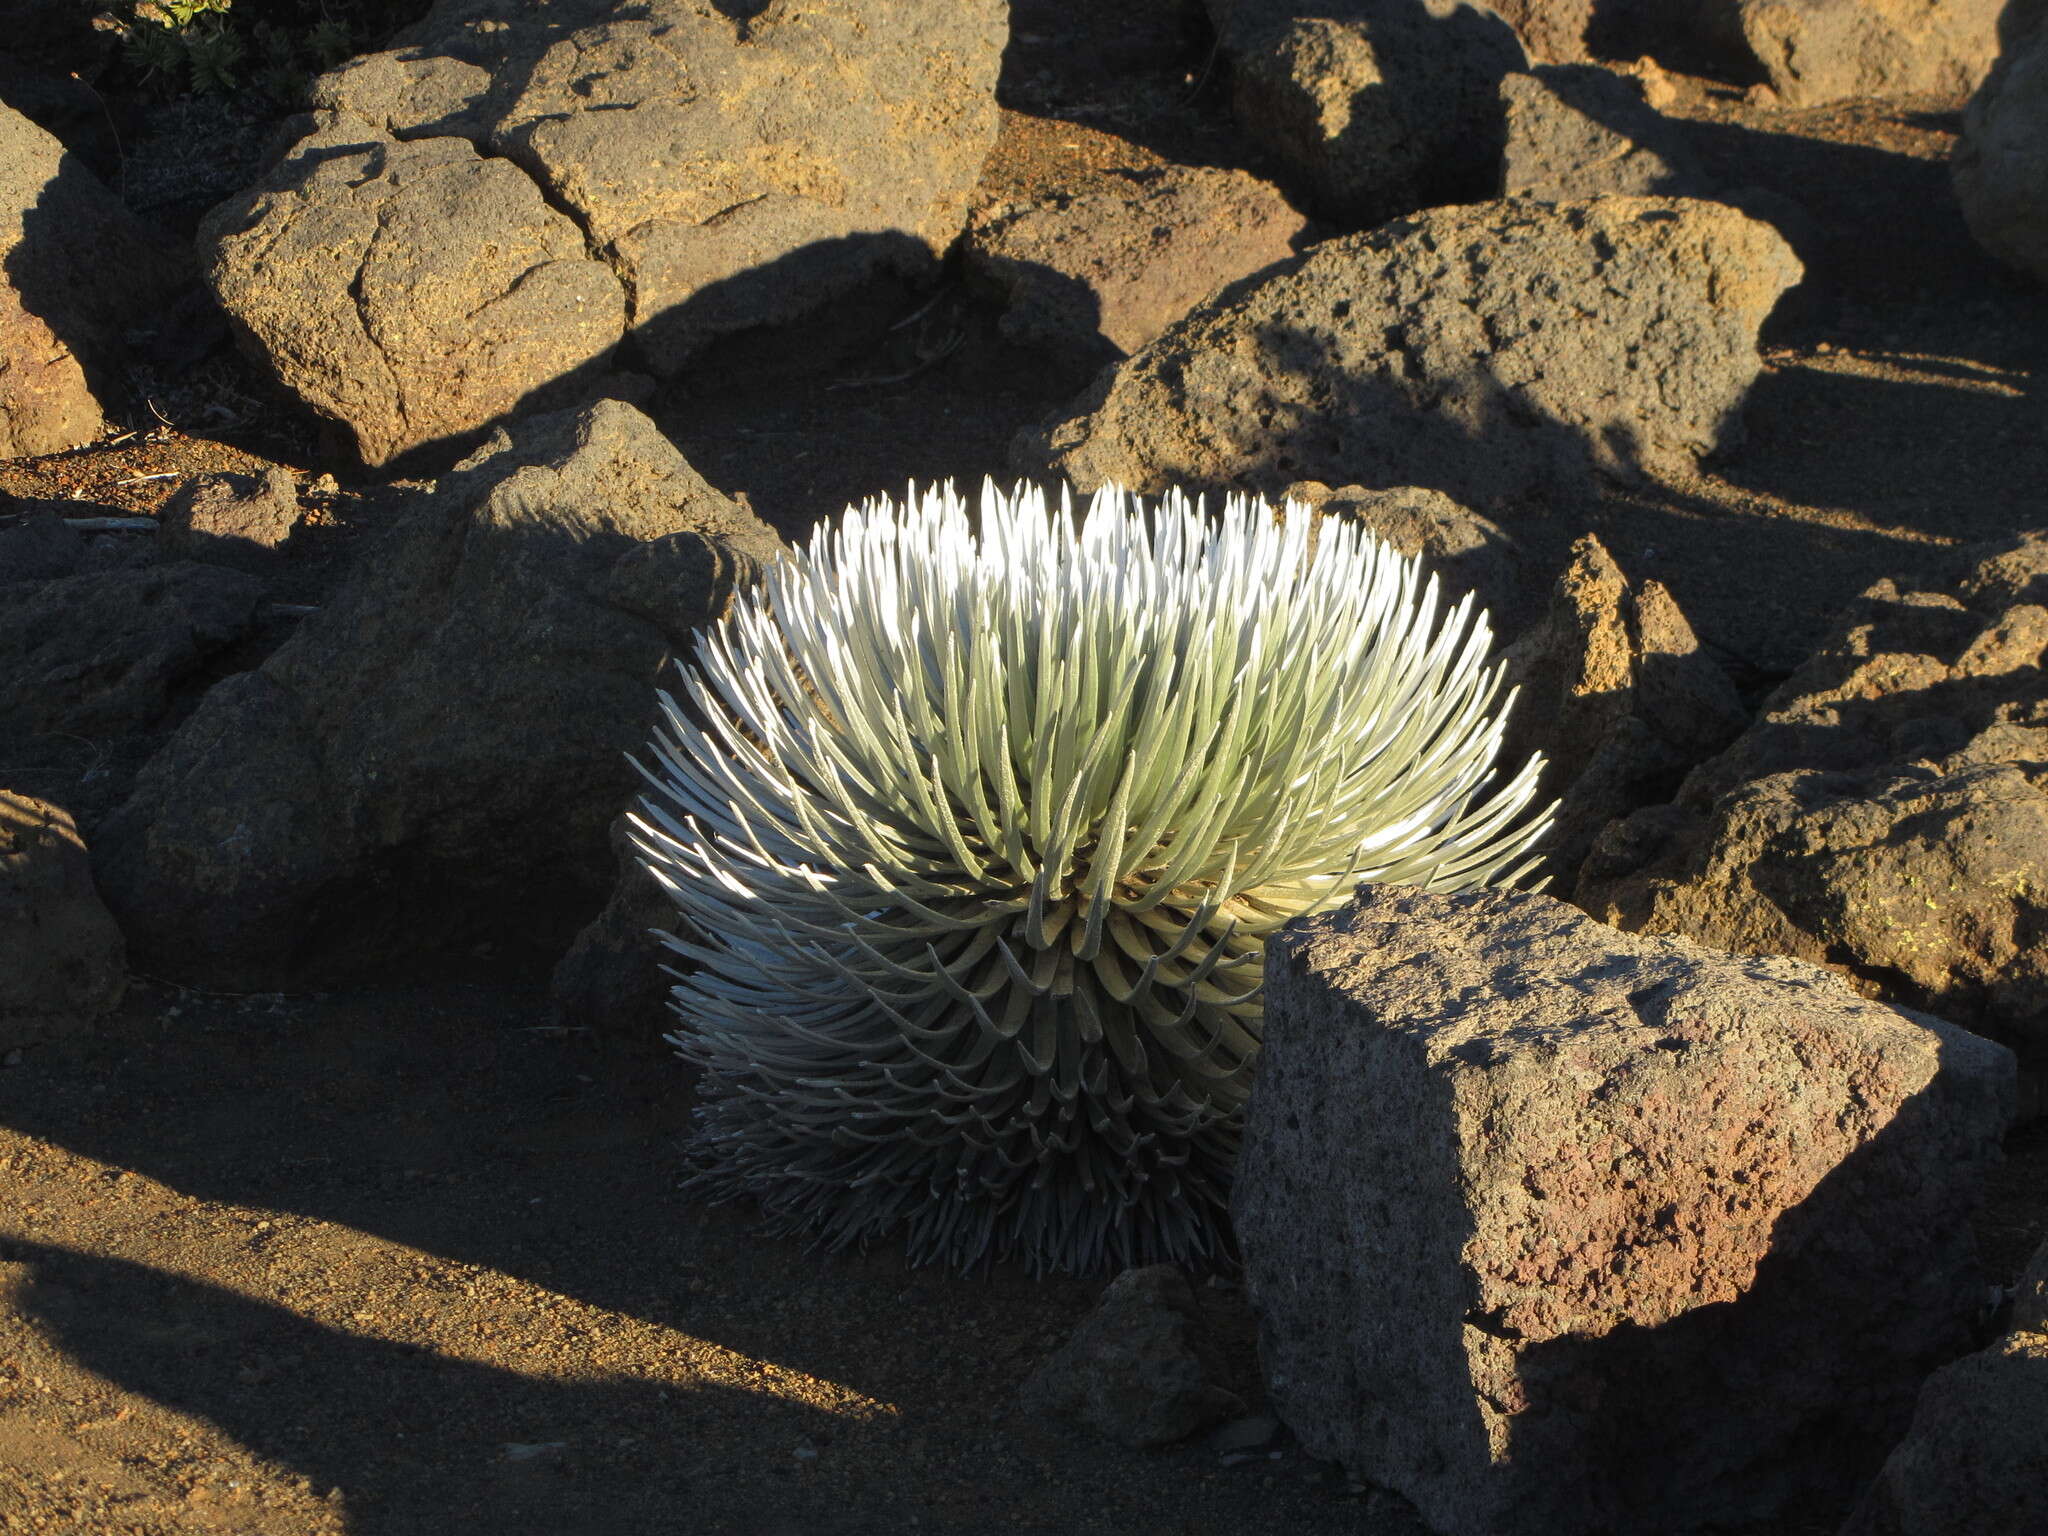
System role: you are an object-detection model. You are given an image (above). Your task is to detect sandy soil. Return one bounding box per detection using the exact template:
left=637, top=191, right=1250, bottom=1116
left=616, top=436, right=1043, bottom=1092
left=4, top=4, right=2048, bottom=1533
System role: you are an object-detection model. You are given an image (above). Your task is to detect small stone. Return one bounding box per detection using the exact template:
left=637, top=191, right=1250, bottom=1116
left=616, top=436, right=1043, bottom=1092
left=1017, top=1265, right=1242, bottom=1448
left=499, top=1441, right=568, bottom=1463
left=157, top=468, right=302, bottom=570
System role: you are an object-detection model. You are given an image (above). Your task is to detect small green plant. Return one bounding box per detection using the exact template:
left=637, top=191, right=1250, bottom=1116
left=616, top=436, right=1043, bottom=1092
left=104, top=0, right=377, bottom=104
left=632, top=480, right=1551, bottom=1275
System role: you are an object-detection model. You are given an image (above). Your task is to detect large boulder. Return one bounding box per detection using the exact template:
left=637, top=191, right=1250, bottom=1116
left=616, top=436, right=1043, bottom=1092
left=1954, top=4, right=2048, bottom=284
left=1, top=102, right=184, bottom=459
left=1577, top=531, right=2048, bottom=1061
left=1237, top=884, right=2016, bottom=1536
left=1672, top=0, right=2002, bottom=106
left=1021, top=196, right=1802, bottom=510
left=963, top=166, right=1306, bottom=369
left=1840, top=1236, right=2048, bottom=1536
left=1201, top=0, right=1527, bottom=227
left=200, top=116, right=632, bottom=472
left=0, top=562, right=269, bottom=738
left=1498, top=534, right=1751, bottom=882
left=92, top=399, right=784, bottom=988
left=200, top=0, right=1006, bottom=467
left=1498, top=65, right=1710, bottom=200
left=0, top=793, right=125, bottom=1053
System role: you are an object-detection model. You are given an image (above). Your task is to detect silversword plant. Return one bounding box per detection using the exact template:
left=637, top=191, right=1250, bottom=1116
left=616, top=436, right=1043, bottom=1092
left=631, top=480, right=1548, bottom=1274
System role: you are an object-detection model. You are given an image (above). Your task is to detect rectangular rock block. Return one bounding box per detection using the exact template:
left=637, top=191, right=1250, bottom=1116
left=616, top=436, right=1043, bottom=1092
left=1234, top=886, right=2016, bottom=1535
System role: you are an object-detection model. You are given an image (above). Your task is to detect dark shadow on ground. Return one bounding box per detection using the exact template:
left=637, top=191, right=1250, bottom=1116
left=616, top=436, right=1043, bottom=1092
left=0, top=983, right=1095, bottom=1423
left=2, top=1237, right=807, bottom=1536
left=0, top=980, right=1401, bottom=1536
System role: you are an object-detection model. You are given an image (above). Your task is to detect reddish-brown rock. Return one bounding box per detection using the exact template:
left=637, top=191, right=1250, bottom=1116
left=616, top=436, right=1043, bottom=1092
left=1499, top=534, right=1749, bottom=882
left=1577, top=531, right=2048, bottom=1063
left=1, top=102, right=184, bottom=459
left=964, top=165, right=1304, bottom=367
left=1237, top=885, right=2016, bottom=1536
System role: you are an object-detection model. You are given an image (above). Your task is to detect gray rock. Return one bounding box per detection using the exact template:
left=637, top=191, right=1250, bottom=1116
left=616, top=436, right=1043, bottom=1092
left=0, top=509, right=87, bottom=583
left=1499, top=65, right=1709, bottom=200
left=0, top=793, right=124, bottom=1052
left=1840, top=1232, right=2048, bottom=1536
left=964, top=166, right=1305, bottom=368
left=92, top=399, right=785, bottom=989
left=1499, top=534, right=1749, bottom=883
left=1954, top=6, right=2048, bottom=284
left=0, top=562, right=267, bottom=737
left=549, top=812, right=688, bottom=1039
left=158, top=468, right=302, bottom=571
left=1282, top=479, right=1548, bottom=640
left=1202, top=0, right=1527, bottom=227
left=1, top=103, right=184, bottom=459
left=1237, top=884, right=2016, bottom=1536
left=201, top=0, right=1005, bottom=466
left=1017, top=1265, right=1242, bottom=1449
left=1672, top=0, right=2002, bottom=107
left=1021, top=196, right=1802, bottom=510
left=1577, top=531, right=2048, bottom=1059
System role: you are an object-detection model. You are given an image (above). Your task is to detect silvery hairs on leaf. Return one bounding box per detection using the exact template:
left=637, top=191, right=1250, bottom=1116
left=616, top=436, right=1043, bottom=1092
left=630, top=479, right=1550, bottom=1275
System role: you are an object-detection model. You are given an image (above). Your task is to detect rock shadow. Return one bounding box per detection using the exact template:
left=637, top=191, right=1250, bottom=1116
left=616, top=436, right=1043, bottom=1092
left=4, top=148, right=187, bottom=444
left=0, top=982, right=1101, bottom=1435
left=0, top=1234, right=861, bottom=1536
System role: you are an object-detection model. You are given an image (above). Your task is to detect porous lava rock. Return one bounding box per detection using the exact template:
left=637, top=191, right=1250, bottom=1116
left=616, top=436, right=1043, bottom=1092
left=0, top=562, right=268, bottom=738
left=1954, top=1, right=2048, bottom=284
left=199, top=116, right=630, bottom=472
left=964, top=166, right=1305, bottom=368
left=1, top=102, right=184, bottom=459
left=200, top=0, right=1006, bottom=467
left=0, top=509, right=86, bottom=583
left=550, top=811, right=687, bottom=1039
left=0, top=793, right=125, bottom=1052
left=1490, top=0, right=1596, bottom=61
left=1022, top=196, right=1801, bottom=510
left=1200, top=0, right=1527, bottom=227
left=1498, top=64, right=1709, bottom=199
left=92, top=399, right=783, bottom=989
left=1017, top=1266, right=1242, bottom=1449
left=157, top=468, right=302, bottom=571
left=1671, top=0, right=2002, bottom=107
left=1577, top=531, right=2048, bottom=1060
left=1237, top=884, right=2015, bottom=1536
left=1840, top=1235, right=2048, bottom=1536
left=1498, top=534, right=1750, bottom=882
